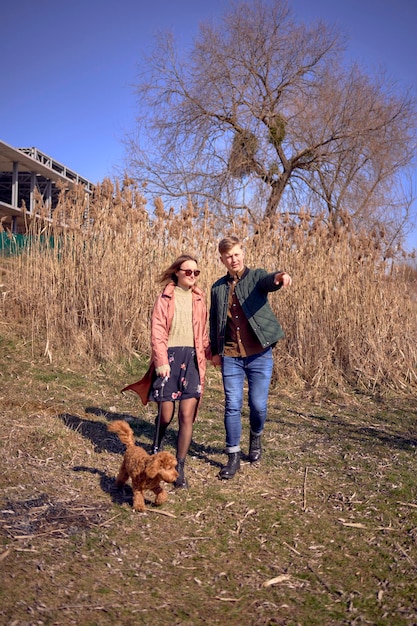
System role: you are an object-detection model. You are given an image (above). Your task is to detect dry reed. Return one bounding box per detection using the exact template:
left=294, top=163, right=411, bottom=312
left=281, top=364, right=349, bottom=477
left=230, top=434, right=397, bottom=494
left=1, top=179, right=416, bottom=392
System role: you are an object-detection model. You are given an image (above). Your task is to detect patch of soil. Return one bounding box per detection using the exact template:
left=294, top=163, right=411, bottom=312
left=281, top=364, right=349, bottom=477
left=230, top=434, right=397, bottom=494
left=1, top=493, right=111, bottom=541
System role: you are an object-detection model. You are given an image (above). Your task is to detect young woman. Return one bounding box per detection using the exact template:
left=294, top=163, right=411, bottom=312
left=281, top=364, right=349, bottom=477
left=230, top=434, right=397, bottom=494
left=142, top=255, right=211, bottom=488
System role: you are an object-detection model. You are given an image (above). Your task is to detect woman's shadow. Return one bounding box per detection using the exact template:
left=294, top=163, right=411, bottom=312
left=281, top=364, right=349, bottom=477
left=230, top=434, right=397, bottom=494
left=60, top=406, right=153, bottom=453
left=60, top=405, right=223, bottom=461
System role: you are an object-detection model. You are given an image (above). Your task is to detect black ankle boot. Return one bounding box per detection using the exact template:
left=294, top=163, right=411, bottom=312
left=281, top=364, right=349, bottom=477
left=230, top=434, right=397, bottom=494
left=219, top=452, right=241, bottom=480
left=174, top=458, right=188, bottom=489
left=249, top=432, right=262, bottom=463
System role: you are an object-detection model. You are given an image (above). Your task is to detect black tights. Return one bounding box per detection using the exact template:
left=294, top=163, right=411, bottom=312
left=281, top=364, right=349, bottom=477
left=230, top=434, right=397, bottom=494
left=157, top=398, right=198, bottom=459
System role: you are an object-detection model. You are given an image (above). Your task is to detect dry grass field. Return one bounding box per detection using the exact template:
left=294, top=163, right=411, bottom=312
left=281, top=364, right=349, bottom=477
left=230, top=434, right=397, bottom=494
left=1, top=182, right=417, bottom=624
left=0, top=331, right=416, bottom=625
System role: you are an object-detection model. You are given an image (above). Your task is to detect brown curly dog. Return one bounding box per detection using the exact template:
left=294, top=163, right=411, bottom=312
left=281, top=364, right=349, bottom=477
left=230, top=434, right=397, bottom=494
left=108, top=420, right=178, bottom=512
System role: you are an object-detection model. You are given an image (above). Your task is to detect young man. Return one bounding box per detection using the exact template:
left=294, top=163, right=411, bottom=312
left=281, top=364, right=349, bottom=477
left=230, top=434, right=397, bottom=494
left=210, top=235, right=292, bottom=479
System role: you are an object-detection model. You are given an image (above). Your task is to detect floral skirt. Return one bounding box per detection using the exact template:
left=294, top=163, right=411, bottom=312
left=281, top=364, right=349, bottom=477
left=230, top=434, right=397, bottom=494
left=151, top=346, right=201, bottom=402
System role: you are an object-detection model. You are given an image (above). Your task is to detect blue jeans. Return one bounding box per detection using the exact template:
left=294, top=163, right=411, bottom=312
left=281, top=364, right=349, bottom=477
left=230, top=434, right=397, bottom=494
left=221, top=348, right=274, bottom=453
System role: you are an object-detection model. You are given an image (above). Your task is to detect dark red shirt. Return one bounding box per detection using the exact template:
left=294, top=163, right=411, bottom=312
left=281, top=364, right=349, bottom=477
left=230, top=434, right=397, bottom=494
left=223, top=268, right=264, bottom=357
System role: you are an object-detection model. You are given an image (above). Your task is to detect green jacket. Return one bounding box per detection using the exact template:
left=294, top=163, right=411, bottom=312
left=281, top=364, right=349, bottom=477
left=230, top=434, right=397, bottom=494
left=209, top=267, right=285, bottom=356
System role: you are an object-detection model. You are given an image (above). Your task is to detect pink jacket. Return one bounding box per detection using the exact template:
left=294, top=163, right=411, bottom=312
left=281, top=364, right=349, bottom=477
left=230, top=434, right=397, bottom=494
left=121, top=282, right=211, bottom=413
left=151, top=282, right=211, bottom=396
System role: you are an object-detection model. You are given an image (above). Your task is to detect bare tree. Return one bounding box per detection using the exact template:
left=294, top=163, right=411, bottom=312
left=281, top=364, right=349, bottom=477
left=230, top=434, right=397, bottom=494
left=127, top=0, right=416, bottom=234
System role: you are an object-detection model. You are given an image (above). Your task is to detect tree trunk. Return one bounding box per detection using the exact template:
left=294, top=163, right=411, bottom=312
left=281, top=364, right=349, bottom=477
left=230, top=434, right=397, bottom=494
left=264, top=173, right=291, bottom=220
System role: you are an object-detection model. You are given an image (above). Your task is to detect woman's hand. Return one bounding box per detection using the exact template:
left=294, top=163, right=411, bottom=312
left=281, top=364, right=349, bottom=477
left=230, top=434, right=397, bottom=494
left=155, top=364, right=171, bottom=378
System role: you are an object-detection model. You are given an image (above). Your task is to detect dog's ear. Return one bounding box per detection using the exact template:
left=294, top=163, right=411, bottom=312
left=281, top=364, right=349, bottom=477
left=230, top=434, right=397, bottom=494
left=146, top=455, right=161, bottom=478
left=158, top=451, right=177, bottom=469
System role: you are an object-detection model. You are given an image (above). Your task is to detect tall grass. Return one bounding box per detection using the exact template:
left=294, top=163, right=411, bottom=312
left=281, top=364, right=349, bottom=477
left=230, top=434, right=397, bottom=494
left=1, top=179, right=416, bottom=392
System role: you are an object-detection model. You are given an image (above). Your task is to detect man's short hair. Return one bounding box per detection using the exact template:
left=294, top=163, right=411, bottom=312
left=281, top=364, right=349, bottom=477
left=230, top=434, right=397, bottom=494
left=218, top=235, right=241, bottom=254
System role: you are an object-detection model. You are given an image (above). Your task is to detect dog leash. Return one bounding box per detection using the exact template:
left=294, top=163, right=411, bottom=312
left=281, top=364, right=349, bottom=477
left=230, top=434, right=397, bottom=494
left=152, top=376, right=168, bottom=455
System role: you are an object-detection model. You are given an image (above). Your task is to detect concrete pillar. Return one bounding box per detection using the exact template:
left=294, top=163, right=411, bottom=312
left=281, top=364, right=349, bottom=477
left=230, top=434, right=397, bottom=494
left=30, top=172, right=36, bottom=214
left=46, top=179, right=52, bottom=217
left=12, top=161, right=19, bottom=207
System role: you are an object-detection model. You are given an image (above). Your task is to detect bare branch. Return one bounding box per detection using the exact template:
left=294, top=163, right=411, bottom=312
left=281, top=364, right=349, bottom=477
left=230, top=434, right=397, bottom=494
left=126, top=0, right=417, bottom=244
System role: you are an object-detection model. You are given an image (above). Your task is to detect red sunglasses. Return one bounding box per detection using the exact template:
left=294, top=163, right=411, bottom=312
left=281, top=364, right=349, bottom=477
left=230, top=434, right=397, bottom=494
left=178, top=268, right=201, bottom=277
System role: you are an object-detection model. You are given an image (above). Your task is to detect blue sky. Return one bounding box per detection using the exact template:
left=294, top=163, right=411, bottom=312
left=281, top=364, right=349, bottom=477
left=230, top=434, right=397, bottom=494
left=1, top=0, right=416, bottom=250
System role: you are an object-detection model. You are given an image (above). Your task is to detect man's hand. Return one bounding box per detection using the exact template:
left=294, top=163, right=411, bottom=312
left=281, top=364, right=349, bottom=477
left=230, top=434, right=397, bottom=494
left=274, top=272, right=292, bottom=287
left=212, top=354, right=222, bottom=367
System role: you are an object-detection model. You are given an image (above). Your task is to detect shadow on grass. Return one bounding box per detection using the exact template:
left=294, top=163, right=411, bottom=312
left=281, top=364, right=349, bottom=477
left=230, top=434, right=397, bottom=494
left=189, top=440, right=224, bottom=468
left=343, top=425, right=417, bottom=451
left=282, top=409, right=417, bottom=451
left=85, top=406, right=226, bottom=466
left=57, top=410, right=153, bottom=454
left=57, top=408, right=224, bottom=467
left=72, top=465, right=160, bottom=510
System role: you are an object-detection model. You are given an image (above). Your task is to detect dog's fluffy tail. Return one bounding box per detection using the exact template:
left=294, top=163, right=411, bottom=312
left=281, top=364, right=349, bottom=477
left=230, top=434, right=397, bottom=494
left=108, top=420, right=136, bottom=447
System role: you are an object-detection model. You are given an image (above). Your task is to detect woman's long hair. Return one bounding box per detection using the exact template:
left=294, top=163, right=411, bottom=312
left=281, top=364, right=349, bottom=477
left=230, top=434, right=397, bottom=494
left=158, top=255, right=198, bottom=285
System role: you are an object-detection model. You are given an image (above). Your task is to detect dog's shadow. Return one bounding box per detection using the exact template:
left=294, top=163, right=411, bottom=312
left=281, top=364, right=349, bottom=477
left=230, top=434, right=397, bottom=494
left=72, top=465, right=128, bottom=506
left=72, top=465, right=160, bottom=510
